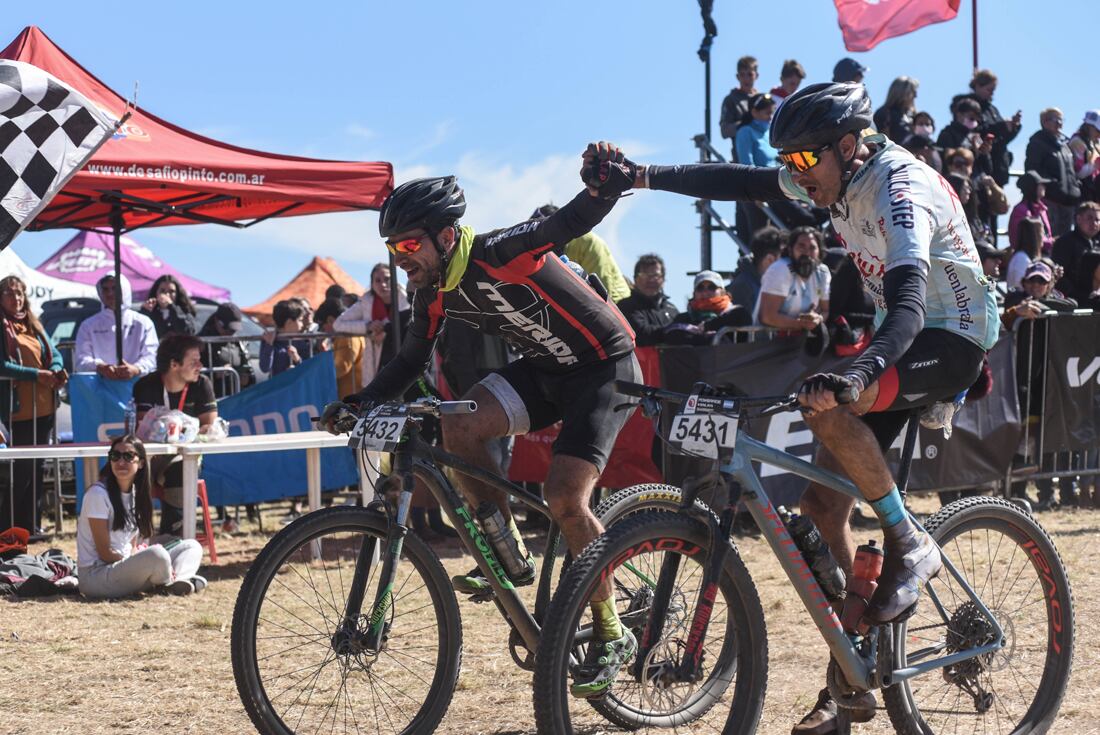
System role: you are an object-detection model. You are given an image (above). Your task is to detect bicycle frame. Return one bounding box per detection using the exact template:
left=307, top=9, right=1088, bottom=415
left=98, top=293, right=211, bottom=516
left=342, top=419, right=560, bottom=657
left=724, top=430, right=1007, bottom=691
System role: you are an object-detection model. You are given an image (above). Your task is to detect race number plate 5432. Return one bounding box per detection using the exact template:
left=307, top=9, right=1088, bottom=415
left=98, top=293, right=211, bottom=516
left=349, top=415, right=407, bottom=452
left=669, top=413, right=739, bottom=458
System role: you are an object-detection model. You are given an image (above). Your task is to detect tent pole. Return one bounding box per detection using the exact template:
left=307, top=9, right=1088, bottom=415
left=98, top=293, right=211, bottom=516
left=388, top=249, right=401, bottom=348
left=110, top=206, right=124, bottom=364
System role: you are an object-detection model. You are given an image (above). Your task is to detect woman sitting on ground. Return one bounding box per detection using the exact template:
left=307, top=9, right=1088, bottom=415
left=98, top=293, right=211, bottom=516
left=77, top=434, right=206, bottom=598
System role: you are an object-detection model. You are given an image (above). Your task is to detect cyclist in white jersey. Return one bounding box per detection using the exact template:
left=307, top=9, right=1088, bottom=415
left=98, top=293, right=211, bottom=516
left=584, top=82, right=999, bottom=733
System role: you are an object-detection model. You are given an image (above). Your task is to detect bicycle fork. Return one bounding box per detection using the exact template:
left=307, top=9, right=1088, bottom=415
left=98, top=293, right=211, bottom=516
left=334, top=465, right=414, bottom=655
left=630, top=481, right=737, bottom=685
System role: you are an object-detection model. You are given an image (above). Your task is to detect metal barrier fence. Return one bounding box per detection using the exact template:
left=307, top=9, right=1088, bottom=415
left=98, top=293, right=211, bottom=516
left=1010, top=310, right=1100, bottom=498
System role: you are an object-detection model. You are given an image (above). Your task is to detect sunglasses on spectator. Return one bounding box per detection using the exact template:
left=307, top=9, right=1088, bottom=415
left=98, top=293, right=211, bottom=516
left=778, top=145, right=830, bottom=174
left=109, top=450, right=140, bottom=463
left=695, top=282, right=720, bottom=292
left=385, top=235, right=428, bottom=255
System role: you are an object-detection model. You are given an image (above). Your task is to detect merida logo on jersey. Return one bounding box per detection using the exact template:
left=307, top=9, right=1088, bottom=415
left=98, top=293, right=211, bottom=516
left=477, top=282, right=579, bottom=365
left=943, top=263, right=973, bottom=332
left=886, top=166, right=915, bottom=230
left=486, top=222, right=539, bottom=247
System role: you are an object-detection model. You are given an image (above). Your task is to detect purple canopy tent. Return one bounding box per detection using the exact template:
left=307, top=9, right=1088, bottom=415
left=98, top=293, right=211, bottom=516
left=36, top=230, right=231, bottom=302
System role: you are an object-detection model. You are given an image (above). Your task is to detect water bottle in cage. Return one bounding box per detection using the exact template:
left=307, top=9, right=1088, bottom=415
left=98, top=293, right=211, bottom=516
left=475, top=501, right=533, bottom=581
left=780, top=507, right=847, bottom=600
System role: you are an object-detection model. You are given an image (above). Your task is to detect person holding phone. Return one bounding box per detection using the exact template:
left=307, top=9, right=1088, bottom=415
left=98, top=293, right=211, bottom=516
left=77, top=434, right=206, bottom=598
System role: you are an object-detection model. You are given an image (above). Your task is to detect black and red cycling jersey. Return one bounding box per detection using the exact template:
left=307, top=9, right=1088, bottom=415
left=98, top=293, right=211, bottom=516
left=356, top=190, right=635, bottom=403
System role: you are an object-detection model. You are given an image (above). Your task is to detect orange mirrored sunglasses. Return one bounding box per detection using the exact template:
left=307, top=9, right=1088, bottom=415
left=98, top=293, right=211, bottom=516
left=385, top=236, right=425, bottom=255
left=778, top=145, right=830, bottom=174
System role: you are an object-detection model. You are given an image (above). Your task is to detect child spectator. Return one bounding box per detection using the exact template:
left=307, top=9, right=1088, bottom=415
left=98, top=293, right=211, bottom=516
left=314, top=298, right=363, bottom=399
left=260, top=299, right=307, bottom=375
left=719, top=55, right=759, bottom=160
left=769, top=59, right=805, bottom=99
left=1008, top=172, right=1055, bottom=254
left=1006, top=218, right=1046, bottom=291
left=140, top=275, right=197, bottom=338
left=78, top=434, right=205, bottom=598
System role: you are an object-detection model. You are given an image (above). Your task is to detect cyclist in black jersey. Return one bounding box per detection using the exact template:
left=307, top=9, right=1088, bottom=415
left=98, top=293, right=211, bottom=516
left=322, top=156, right=642, bottom=698
left=584, top=84, right=996, bottom=733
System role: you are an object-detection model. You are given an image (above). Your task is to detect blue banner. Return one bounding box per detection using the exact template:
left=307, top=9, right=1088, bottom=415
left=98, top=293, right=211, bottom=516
left=70, top=352, right=358, bottom=506
left=203, top=352, right=357, bottom=505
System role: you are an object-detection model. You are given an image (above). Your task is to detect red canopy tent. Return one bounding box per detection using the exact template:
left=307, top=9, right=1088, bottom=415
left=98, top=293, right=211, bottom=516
left=0, top=26, right=393, bottom=357
left=0, top=26, right=393, bottom=232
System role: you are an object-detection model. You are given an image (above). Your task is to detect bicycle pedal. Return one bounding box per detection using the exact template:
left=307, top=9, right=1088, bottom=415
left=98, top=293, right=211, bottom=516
left=468, top=590, right=496, bottom=603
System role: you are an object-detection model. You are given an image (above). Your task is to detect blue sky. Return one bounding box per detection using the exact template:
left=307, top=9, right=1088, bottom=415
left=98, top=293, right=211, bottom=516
left=6, top=1, right=1099, bottom=309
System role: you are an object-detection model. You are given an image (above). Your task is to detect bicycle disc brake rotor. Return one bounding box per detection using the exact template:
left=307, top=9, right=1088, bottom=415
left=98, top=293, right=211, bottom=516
left=634, top=589, right=702, bottom=713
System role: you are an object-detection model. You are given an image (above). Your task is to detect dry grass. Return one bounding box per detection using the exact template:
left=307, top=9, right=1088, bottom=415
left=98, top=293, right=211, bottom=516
left=1, top=496, right=1097, bottom=735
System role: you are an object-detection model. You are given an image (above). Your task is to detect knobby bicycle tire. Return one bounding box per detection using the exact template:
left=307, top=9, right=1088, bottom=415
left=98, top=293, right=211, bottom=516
left=231, top=506, right=463, bottom=735
left=883, top=496, right=1074, bottom=735
left=533, top=512, right=768, bottom=735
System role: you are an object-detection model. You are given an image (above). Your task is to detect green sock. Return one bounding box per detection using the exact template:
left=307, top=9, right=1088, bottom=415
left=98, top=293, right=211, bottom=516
left=590, top=596, right=623, bottom=641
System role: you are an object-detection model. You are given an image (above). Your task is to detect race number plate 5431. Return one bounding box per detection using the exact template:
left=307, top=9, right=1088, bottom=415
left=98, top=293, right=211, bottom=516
left=669, top=413, right=738, bottom=458
left=349, top=414, right=407, bottom=452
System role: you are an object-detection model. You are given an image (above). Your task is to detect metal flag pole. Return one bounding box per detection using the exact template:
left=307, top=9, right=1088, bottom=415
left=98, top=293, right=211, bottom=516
left=972, top=0, right=979, bottom=71
left=697, top=0, right=718, bottom=272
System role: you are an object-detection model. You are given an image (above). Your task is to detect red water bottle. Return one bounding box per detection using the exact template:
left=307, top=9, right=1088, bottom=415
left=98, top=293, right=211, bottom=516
left=841, top=540, right=885, bottom=635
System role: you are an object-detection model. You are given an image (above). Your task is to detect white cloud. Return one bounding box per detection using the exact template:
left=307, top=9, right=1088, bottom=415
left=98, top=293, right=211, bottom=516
left=345, top=123, right=376, bottom=140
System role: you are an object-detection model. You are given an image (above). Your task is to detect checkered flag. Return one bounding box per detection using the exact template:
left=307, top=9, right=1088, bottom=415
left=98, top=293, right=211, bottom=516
left=1, top=59, right=117, bottom=250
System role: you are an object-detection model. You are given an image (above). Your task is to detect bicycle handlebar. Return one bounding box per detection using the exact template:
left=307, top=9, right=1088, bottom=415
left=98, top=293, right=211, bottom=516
left=615, top=380, right=799, bottom=416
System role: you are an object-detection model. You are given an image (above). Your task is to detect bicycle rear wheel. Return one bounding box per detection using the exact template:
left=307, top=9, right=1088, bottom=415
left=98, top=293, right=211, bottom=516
left=232, top=506, right=462, bottom=735
left=533, top=512, right=768, bottom=734
left=884, top=497, right=1074, bottom=734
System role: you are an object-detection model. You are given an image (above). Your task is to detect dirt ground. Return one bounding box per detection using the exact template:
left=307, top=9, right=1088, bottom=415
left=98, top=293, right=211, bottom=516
left=1, top=496, right=1096, bottom=735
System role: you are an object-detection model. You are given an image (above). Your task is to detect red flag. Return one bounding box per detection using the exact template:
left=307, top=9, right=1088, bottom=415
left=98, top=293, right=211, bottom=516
left=835, top=0, right=961, bottom=52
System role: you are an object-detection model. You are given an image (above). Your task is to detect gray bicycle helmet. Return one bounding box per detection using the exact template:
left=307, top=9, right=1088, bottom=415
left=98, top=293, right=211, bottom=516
left=378, top=176, right=466, bottom=238
left=769, top=82, right=873, bottom=152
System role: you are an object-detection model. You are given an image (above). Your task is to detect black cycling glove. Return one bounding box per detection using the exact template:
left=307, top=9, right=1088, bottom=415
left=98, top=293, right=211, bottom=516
left=581, top=141, right=637, bottom=200
left=319, top=400, right=362, bottom=435
left=799, top=373, right=860, bottom=405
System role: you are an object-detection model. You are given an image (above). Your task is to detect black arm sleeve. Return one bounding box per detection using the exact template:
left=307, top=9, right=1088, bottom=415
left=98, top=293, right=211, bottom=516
left=486, top=190, right=614, bottom=264
left=844, top=265, right=928, bottom=390
left=350, top=332, right=435, bottom=405
left=647, top=164, right=787, bottom=202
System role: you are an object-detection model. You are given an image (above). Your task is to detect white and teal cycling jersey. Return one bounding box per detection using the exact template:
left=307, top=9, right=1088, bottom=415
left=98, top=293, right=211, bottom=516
left=780, top=140, right=1000, bottom=351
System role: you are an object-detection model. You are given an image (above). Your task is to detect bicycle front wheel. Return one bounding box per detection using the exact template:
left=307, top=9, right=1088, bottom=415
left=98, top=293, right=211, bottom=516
left=231, top=506, right=463, bottom=735
left=533, top=512, right=768, bottom=734
left=884, top=497, right=1074, bottom=734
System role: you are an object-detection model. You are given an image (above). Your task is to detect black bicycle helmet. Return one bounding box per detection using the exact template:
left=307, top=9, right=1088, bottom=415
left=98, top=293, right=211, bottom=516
left=378, top=176, right=466, bottom=238
left=769, top=82, right=873, bottom=152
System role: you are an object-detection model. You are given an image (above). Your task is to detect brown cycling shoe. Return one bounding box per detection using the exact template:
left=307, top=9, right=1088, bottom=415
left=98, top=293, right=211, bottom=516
left=791, top=687, right=876, bottom=734
left=865, top=525, right=942, bottom=624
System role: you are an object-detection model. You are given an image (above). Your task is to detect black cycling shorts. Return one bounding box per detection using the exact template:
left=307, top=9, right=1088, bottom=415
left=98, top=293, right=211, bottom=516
left=862, top=328, right=985, bottom=451
left=477, top=353, right=641, bottom=472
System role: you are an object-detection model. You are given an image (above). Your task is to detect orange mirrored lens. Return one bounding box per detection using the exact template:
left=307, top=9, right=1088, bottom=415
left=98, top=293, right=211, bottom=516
left=386, top=238, right=423, bottom=255
left=779, top=149, right=820, bottom=174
